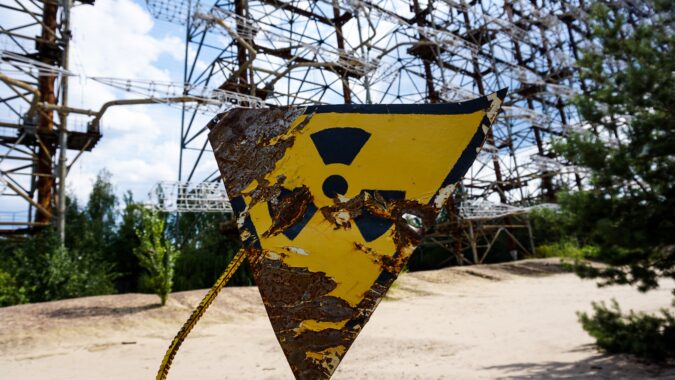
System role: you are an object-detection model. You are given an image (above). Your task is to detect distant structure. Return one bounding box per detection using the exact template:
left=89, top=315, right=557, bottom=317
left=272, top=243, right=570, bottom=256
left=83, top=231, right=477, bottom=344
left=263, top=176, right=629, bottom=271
left=0, top=1, right=247, bottom=238
left=146, top=0, right=590, bottom=263
left=0, top=0, right=598, bottom=263
left=148, top=181, right=233, bottom=213
left=0, top=0, right=100, bottom=237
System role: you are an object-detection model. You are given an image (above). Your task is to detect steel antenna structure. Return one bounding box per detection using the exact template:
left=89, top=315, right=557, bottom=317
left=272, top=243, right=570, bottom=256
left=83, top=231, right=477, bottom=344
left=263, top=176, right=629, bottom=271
left=143, top=0, right=598, bottom=262
left=0, top=1, right=251, bottom=238
left=0, top=0, right=100, bottom=237
left=147, top=180, right=233, bottom=213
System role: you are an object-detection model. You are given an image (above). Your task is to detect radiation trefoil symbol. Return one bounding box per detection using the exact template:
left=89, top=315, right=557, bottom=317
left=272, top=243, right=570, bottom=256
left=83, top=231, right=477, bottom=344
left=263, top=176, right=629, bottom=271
left=208, top=90, right=506, bottom=380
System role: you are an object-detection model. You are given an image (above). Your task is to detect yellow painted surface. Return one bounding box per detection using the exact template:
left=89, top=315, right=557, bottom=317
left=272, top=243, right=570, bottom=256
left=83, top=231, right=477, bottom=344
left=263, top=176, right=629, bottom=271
left=245, top=111, right=485, bottom=307
left=305, top=345, right=347, bottom=369
left=295, top=319, right=349, bottom=335
left=274, top=112, right=483, bottom=207
left=305, top=351, right=324, bottom=361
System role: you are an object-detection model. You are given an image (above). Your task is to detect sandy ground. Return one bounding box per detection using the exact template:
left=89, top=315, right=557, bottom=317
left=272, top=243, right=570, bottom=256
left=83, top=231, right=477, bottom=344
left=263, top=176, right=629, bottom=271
left=1, top=258, right=673, bottom=380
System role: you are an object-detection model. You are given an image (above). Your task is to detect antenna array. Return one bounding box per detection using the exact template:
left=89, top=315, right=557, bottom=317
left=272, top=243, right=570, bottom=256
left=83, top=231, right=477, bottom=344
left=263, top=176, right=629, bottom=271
left=152, top=0, right=593, bottom=262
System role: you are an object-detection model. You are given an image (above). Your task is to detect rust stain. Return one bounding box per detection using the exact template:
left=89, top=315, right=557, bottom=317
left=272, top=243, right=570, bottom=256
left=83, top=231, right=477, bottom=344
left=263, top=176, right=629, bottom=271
left=252, top=256, right=357, bottom=379
left=321, top=190, right=436, bottom=248
left=319, top=192, right=366, bottom=229
left=208, top=107, right=306, bottom=198
left=264, top=185, right=313, bottom=238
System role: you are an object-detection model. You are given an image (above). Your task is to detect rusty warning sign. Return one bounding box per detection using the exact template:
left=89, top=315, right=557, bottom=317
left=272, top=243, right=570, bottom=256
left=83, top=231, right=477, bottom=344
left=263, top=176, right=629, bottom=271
left=207, top=90, right=506, bottom=379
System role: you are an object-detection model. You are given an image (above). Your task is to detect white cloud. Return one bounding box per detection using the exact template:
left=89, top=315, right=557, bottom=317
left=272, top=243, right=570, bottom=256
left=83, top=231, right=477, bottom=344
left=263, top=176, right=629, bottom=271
left=70, top=0, right=182, bottom=81
left=63, top=0, right=187, bottom=204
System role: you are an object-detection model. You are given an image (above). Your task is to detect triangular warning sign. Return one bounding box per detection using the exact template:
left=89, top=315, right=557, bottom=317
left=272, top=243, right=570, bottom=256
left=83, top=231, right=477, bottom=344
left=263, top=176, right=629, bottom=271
left=208, top=90, right=506, bottom=379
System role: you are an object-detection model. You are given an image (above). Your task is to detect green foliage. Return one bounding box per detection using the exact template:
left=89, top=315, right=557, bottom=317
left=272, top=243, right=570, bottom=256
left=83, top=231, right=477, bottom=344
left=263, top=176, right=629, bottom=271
left=0, top=169, right=252, bottom=307
left=529, top=206, right=574, bottom=247
left=0, top=229, right=117, bottom=305
left=110, top=192, right=143, bottom=292
left=530, top=205, right=597, bottom=260
left=134, top=209, right=180, bottom=305
left=45, top=245, right=118, bottom=300
left=86, top=169, right=119, bottom=248
left=553, top=2, right=675, bottom=292
left=64, top=195, right=88, bottom=251
left=535, top=240, right=598, bottom=261
left=542, top=1, right=675, bottom=361
left=578, top=300, right=675, bottom=361
left=66, top=171, right=117, bottom=253
left=0, top=269, right=27, bottom=307
left=2, top=228, right=60, bottom=302
left=169, top=212, right=252, bottom=290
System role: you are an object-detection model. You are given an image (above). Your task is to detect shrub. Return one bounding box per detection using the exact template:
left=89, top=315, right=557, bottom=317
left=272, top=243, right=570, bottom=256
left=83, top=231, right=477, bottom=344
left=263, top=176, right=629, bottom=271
left=529, top=206, right=574, bottom=246
left=134, top=209, right=180, bottom=305
left=169, top=212, right=252, bottom=290
left=1, top=229, right=117, bottom=303
left=45, top=246, right=117, bottom=300
left=0, top=269, right=27, bottom=307
left=535, top=240, right=598, bottom=261
left=578, top=300, right=675, bottom=361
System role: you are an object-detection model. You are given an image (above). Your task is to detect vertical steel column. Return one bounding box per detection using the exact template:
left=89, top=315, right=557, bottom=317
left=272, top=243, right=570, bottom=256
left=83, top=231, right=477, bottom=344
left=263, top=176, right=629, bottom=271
left=235, top=0, right=250, bottom=94
left=35, top=1, right=59, bottom=226
left=412, top=0, right=439, bottom=103
left=505, top=1, right=555, bottom=201
left=458, top=2, right=506, bottom=203
left=57, top=0, right=73, bottom=242
left=178, top=0, right=193, bottom=183
left=332, top=0, right=352, bottom=104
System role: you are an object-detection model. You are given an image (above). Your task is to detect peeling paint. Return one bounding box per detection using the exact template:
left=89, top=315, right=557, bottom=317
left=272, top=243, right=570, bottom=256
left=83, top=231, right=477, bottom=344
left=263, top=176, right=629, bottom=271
left=486, top=92, right=503, bottom=121
left=285, top=246, right=310, bottom=256
left=432, top=183, right=456, bottom=209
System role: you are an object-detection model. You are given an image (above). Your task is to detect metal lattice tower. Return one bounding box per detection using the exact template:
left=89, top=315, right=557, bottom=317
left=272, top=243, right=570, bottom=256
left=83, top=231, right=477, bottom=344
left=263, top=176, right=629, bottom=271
left=154, top=0, right=590, bottom=198
left=0, top=0, right=599, bottom=260
left=148, top=181, right=233, bottom=213
left=0, top=0, right=102, bottom=236
left=0, top=1, right=243, bottom=236
left=144, top=0, right=593, bottom=261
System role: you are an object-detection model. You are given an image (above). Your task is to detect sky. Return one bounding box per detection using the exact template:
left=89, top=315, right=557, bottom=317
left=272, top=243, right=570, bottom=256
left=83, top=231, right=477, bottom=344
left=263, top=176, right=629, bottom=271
left=64, top=0, right=191, bottom=204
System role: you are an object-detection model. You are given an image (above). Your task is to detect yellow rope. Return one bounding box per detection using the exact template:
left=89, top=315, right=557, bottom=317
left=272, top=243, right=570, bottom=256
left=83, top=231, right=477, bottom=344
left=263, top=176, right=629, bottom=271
left=156, top=248, right=247, bottom=380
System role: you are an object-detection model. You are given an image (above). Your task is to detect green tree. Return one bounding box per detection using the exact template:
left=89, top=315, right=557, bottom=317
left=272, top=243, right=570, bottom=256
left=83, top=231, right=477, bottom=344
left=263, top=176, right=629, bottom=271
left=0, top=269, right=27, bottom=307
left=111, top=192, right=143, bottom=292
left=554, top=1, right=674, bottom=359
left=168, top=212, right=251, bottom=290
left=557, top=1, right=674, bottom=291
left=0, top=229, right=116, bottom=304
left=84, top=169, right=118, bottom=255
left=64, top=195, right=88, bottom=252
left=134, top=209, right=180, bottom=305
left=64, top=170, right=118, bottom=283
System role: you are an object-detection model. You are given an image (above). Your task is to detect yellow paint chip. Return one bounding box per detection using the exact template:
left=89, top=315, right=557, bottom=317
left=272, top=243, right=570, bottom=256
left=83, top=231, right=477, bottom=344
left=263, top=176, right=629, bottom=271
left=295, top=319, right=349, bottom=335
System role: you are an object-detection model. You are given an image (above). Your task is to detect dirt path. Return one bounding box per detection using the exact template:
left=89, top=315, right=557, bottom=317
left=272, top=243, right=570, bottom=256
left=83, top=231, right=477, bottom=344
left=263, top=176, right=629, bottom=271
left=1, top=259, right=673, bottom=379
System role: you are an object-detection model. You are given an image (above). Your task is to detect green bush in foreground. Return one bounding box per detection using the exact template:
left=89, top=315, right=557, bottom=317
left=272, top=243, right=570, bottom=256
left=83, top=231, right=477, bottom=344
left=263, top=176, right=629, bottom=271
left=545, top=0, right=674, bottom=360
left=578, top=300, right=675, bottom=361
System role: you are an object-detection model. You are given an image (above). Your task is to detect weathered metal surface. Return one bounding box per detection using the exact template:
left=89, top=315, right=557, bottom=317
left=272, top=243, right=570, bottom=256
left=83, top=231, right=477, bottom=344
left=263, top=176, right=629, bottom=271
left=208, top=90, right=506, bottom=380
